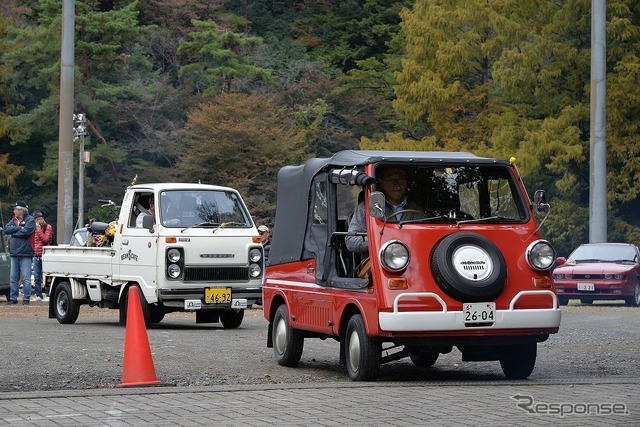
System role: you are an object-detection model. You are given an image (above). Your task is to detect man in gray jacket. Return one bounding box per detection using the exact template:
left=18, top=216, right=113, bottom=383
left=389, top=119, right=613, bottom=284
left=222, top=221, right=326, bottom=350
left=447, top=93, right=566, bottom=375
left=5, top=200, right=36, bottom=305
left=345, top=167, right=423, bottom=254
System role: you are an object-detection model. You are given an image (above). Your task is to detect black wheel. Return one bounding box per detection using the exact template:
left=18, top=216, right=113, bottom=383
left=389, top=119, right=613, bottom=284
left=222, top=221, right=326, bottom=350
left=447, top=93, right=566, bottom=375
left=220, top=309, right=244, bottom=328
left=53, top=281, right=80, bottom=324
left=118, top=285, right=150, bottom=327
left=273, top=304, right=304, bottom=367
left=558, top=296, right=569, bottom=306
left=1, top=288, right=10, bottom=301
left=431, top=232, right=507, bottom=302
left=344, top=314, right=381, bottom=381
left=149, top=305, right=166, bottom=324
left=410, top=352, right=439, bottom=368
left=500, top=343, right=537, bottom=379
left=580, top=299, right=593, bottom=305
left=625, top=283, right=640, bottom=307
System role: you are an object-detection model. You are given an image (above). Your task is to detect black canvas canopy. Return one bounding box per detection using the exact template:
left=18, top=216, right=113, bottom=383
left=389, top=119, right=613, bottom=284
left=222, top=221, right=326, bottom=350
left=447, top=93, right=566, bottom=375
left=268, top=150, right=505, bottom=266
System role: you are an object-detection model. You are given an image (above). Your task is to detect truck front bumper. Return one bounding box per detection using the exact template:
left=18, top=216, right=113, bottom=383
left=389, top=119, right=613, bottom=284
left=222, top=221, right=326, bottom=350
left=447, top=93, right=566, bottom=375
left=158, top=286, right=262, bottom=308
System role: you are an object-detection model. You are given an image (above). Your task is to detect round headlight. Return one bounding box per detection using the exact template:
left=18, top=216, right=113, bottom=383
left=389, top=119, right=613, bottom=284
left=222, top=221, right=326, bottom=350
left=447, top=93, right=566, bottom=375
left=614, top=274, right=625, bottom=280
left=380, top=240, right=410, bottom=272
left=167, top=248, right=181, bottom=263
left=604, top=273, right=613, bottom=280
left=167, top=264, right=181, bottom=278
left=249, top=263, right=262, bottom=278
left=527, top=240, right=556, bottom=271
left=249, top=248, right=262, bottom=263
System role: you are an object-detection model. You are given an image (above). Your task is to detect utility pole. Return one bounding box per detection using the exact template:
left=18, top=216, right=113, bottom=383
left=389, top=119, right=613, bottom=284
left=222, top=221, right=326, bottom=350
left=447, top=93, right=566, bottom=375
left=590, top=0, right=607, bottom=243
left=73, top=114, right=87, bottom=228
left=58, top=0, right=75, bottom=244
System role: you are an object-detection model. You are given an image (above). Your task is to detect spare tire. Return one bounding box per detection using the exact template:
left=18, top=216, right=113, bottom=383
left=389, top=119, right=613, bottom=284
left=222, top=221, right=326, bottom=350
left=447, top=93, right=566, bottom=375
left=431, top=232, right=507, bottom=302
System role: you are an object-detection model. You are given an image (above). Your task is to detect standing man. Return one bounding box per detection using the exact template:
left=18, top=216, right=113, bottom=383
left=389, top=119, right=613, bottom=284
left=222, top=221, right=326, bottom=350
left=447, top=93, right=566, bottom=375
left=258, top=225, right=271, bottom=261
left=5, top=200, right=36, bottom=305
left=32, top=210, right=53, bottom=302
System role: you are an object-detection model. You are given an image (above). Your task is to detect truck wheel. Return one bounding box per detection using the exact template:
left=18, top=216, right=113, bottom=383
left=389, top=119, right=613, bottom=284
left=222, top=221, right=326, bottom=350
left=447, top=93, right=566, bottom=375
left=344, top=314, right=380, bottom=381
left=410, top=352, right=439, bottom=368
left=118, top=285, right=150, bottom=327
left=624, top=283, right=640, bottom=307
left=220, top=309, right=244, bottom=328
left=1, top=287, right=10, bottom=301
left=273, top=304, right=303, bottom=367
left=499, top=343, right=537, bottom=379
left=53, top=281, right=80, bottom=324
left=149, top=305, right=165, bottom=324
left=431, top=232, right=507, bottom=302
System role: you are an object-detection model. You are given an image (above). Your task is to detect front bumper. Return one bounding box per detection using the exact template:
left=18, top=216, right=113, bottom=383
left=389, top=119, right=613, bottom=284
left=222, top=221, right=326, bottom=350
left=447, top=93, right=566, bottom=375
left=379, top=290, right=561, bottom=332
left=159, top=286, right=262, bottom=308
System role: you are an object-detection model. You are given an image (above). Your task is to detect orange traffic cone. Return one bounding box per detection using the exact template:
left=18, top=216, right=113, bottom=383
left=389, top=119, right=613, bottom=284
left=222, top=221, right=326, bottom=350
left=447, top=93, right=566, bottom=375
left=118, top=286, right=162, bottom=387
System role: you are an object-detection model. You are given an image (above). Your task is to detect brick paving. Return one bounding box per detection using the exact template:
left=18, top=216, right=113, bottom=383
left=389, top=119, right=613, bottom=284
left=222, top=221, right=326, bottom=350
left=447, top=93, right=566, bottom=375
left=0, top=379, right=638, bottom=426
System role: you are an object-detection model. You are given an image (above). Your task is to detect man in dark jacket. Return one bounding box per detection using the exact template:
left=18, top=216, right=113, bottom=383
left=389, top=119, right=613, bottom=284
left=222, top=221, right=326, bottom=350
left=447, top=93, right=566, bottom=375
left=5, top=200, right=36, bottom=305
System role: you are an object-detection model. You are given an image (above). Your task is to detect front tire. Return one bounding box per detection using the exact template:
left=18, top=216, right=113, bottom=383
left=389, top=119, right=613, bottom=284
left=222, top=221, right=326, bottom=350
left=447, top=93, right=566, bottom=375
left=118, top=285, right=150, bottom=327
left=625, top=283, right=640, bottom=307
left=500, top=343, right=537, bottom=379
left=344, top=314, right=381, bottom=381
left=220, top=309, right=244, bottom=328
left=273, top=304, right=304, bottom=367
left=53, top=281, right=80, bottom=324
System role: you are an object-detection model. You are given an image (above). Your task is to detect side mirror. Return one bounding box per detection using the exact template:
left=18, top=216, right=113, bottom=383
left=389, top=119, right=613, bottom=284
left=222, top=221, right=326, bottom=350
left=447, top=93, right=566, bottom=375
left=555, top=257, right=566, bottom=266
left=369, top=191, right=385, bottom=219
left=142, top=214, right=155, bottom=232
left=534, top=190, right=549, bottom=214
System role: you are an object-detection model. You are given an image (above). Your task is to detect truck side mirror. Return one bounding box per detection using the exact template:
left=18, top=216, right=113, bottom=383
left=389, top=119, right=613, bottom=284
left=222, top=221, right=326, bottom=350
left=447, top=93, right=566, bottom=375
left=142, top=214, right=155, bottom=232
left=369, top=191, right=385, bottom=219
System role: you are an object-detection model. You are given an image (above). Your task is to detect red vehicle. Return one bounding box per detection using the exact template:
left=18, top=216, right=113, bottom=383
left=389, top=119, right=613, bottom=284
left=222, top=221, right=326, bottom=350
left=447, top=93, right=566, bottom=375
left=553, top=243, right=640, bottom=306
left=263, top=151, right=560, bottom=380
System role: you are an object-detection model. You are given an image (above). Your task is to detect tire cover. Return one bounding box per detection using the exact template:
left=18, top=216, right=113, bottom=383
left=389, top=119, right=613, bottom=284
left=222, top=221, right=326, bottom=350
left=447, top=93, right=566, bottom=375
left=431, top=232, right=507, bottom=302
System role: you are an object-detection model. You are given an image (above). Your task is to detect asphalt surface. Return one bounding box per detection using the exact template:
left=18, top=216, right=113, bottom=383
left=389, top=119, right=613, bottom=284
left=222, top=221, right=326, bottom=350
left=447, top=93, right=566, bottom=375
left=0, top=301, right=638, bottom=425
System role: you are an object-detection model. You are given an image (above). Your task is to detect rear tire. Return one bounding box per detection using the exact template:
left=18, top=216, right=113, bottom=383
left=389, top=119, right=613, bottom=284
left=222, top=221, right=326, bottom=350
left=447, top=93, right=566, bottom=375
left=344, top=314, right=381, bottom=381
left=273, top=304, right=304, bottom=367
left=220, top=309, right=244, bottom=328
left=410, top=352, right=439, bottom=368
left=53, top=281, right=80, bottom=324
left=500, top=343, right=537, bottom=379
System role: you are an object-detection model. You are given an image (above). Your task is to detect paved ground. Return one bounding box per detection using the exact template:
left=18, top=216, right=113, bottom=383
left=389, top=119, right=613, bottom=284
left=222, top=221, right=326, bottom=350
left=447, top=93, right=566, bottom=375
left=0, top=379, right=638, bottom=426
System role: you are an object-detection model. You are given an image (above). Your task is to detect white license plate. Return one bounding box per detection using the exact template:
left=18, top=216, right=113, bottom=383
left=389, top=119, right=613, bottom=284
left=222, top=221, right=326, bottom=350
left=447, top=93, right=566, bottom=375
left=184, top=299, right=202, bottom=310
left=463, top=302, right=495, bottom=325
left=231, top=299, right=248, bottom=309
left=577, top=282, right=595, bottom=291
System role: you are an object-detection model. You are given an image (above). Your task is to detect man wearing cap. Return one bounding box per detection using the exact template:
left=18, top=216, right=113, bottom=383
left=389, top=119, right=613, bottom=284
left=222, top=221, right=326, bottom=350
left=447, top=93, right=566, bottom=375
left=5, top=201, right=36, bottom=305
left=32, top=210, right=53, bottom=302
left=258, top=225, right=271, bottom=260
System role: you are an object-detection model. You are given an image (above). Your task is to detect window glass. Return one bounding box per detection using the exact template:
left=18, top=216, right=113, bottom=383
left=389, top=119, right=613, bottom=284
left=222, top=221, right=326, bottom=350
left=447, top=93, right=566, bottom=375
left=159, top=190, right=251, bottom=228
left=312, top=181, right=327, bottom=224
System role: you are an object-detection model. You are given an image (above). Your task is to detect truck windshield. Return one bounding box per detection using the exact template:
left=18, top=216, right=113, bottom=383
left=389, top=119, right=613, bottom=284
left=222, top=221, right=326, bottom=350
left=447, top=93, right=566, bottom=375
left=374, top=165, right=528, bottom=223
left=158, top=190, right=252, bottom=228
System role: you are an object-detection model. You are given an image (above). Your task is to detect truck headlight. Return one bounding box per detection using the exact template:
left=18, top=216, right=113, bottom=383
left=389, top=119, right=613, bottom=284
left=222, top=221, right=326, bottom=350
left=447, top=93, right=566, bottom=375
left=526, top=240, right=555, bottom=271
left=249, top=263, right=262, bottom=278
left=167, top=248, right=181, bottom=263
left=167, top=264, right=181, bottom=278
left=249, top=248, right=262, bottom=263
left=380, top=240, right=410, bottom=273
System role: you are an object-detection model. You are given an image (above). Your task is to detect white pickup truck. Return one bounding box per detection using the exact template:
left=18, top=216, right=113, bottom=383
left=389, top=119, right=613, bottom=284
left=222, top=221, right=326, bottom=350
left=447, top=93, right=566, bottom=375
left=43, top=183, right=264, bottom=328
